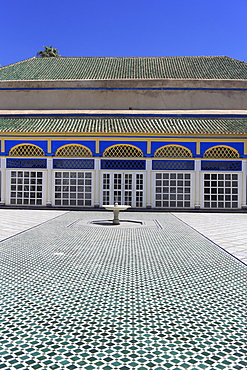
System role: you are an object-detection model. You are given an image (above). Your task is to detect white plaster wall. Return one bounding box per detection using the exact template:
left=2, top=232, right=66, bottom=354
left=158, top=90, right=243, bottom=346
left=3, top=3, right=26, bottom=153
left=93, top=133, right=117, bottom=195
left=1, top=88, right=247, bottom=110
left=0, top=79, right=246, bottom=110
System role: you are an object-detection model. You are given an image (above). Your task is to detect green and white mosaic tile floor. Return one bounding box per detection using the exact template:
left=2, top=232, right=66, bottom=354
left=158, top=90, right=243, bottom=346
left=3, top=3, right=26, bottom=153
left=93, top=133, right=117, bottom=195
left=0, top=212, right=246, bottom=370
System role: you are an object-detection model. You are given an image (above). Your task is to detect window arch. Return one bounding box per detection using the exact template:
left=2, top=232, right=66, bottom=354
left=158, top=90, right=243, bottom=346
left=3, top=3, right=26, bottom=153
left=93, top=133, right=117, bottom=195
left=9, top=144, right=45, bottom=157
left=55, top=144, right=92, bottom=157
left=154, top=145, right=192, bottom=158
left=203, top=145, right=239, bottom=159
left=103, top=144, right=143, bottom=158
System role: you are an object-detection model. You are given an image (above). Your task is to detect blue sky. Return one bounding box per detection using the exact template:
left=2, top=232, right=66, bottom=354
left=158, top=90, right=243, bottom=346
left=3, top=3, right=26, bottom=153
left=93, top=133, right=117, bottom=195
left=1, top=0, right=246, bottom=67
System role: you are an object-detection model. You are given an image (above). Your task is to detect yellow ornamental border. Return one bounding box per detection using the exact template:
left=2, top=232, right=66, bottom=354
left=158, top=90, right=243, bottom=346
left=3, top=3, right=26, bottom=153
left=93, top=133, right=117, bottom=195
left=203, top=145, right=240, bottom=158
left=103, top=144, right=144, bottom=158
left=154, top=144, right=192, bottom=158
left=9, top=143, right=45, bottom=157
left=55, top=144, right=93, bottom=157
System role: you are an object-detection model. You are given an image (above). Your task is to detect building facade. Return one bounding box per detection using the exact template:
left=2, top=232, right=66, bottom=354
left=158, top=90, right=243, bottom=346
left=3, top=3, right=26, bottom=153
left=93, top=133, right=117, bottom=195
left=0, top=56, right=247, bottom=209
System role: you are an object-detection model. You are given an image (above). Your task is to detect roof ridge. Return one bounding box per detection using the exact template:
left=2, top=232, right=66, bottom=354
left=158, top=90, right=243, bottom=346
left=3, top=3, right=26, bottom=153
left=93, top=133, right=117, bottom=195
left=1, top=55, right=242, bottom=67
left=0, top=57, right=36, bottom=70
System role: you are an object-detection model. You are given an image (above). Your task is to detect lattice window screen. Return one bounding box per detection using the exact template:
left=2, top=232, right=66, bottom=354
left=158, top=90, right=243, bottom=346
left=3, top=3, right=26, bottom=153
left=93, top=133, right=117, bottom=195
left=204, top=146, right=239, bottom=159
left=9, top=144, right=44, bottom=157
left=154, top=145, right=192, bottom=158
left=55, top=145, right=92, bottom=157
left=103, top=145, right=143, bottom=158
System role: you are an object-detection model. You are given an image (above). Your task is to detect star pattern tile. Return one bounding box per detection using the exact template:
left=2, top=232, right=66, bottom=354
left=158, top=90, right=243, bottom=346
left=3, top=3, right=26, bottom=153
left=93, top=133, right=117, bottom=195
left=0, top=212, right=246, bottom=370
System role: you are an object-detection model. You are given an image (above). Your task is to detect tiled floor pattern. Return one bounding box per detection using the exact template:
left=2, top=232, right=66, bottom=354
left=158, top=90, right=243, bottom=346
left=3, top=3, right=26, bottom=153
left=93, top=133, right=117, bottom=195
left=0, top=210, right=67, bottom=241
left=0, top=211, right=246, bottom=370
left=173, top=213, right=247, bottom=265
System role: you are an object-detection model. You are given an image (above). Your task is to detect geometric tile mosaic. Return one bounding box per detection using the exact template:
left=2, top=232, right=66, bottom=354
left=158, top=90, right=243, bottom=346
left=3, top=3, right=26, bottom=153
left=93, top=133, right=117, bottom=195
left=6, top=158, right=47, bottom=169
left=0, top=212, right=246, bottom=370
left=201, top=161, right=242, bottom=171
left=152, top=160, right=194, bottom=171
left=101, top=160, right=146, bottom=170
left=53, top=159, right=94, bottom=170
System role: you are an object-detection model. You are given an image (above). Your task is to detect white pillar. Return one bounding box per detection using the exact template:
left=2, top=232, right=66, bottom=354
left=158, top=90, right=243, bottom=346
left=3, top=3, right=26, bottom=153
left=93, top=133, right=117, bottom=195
left=146, top=159, right=152, bottom=208
left=241, top=161, right=247, bottom=208
left=94, top=158, right=100, bottom=207
left=195, top=159, right=201, bottom=209
left=46, top=158, right=52, bottom=206
left=0, top=158, right=6, bottom=205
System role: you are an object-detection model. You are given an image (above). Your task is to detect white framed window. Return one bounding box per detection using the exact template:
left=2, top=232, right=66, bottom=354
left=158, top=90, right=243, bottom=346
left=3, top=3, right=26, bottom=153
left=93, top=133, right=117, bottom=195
left=7, top=170, right=46, bottom=206
left=154, top=172, right=193, bottom=208
left=53, top=171, right=93, bottom=207
left=202, top=173, right=240, bottom=208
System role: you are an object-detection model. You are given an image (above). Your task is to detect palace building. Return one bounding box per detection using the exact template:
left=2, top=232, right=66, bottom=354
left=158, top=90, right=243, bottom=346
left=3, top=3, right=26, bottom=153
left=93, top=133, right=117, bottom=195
left=0, top=56, right=246, bottom=209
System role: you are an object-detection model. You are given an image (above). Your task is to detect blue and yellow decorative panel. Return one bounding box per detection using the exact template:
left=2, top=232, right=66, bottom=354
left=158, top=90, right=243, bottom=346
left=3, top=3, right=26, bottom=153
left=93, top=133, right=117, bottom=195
left=152, top=160, right=194, bottom=171
left=154, top=145, right=192, bottom=158
left=201, top=142, right=244, bottom=156
left=5, top=140, right=48, bottom=153
left=55, top=144, right=92, bottom=157
left=53, top=159, right=94, bottom=169
left=103, top=144, right=143, bottom=158
left=6, top=158, right=47, bottom=169
left=151, top=142, right=196, bottom=155
left=201, top=161, right=242, bottom=171
left=52, top=141, right=95, bottom=154
left=101, top=160, right=146, bottom=170
left=100, top=141, right=147, bottom=154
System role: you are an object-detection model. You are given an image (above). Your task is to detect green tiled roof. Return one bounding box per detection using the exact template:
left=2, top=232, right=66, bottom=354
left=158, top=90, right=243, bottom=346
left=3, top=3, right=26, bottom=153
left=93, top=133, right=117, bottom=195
left=0, top=56, right=246, bottom=80
left=0, top=116, right=247, bottom=134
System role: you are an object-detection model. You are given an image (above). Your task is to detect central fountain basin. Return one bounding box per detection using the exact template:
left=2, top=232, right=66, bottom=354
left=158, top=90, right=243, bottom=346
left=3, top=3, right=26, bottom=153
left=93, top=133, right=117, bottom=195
left=103, top=202, right=131, bottom=225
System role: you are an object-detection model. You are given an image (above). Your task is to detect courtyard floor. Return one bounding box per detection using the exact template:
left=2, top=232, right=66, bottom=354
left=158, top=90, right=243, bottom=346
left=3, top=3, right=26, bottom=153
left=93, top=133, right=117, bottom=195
left=0, top=210, right=246, bottom=370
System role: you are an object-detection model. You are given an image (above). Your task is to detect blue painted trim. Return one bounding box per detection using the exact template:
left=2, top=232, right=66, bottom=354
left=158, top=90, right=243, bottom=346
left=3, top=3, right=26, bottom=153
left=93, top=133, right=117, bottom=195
left=1, top=87, right=247, bottom=91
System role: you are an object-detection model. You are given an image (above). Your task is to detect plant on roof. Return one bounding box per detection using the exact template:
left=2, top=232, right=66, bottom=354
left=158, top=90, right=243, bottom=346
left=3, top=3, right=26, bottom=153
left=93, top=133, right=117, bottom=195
left=37, top=45, right=60, bottom=57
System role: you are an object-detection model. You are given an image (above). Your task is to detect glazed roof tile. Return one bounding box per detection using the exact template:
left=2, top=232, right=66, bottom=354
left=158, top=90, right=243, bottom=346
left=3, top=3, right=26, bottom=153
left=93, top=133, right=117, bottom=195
left=0, top=56, right=246, bottom=80
left=0, top=116, right=247, bottom=135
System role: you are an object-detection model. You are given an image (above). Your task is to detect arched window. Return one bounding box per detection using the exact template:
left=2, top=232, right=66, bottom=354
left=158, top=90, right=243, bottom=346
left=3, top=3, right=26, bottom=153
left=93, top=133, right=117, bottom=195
left=203, top=146, right=239, bottom=158
left=103, top=144, right=143, bottom=158
left=9, top=144, right=45, bottom=157
left=154, top=145, right=192, bottom=158
left=55, top=144, right=92, bottom=157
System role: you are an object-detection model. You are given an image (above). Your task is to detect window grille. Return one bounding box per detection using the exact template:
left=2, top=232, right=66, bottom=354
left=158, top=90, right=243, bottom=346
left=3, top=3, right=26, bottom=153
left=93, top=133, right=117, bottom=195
left=204, top=146, right=239, bottom=158
left=10, top=171, right=44, bottom=206
left=201, top=161, right=242, bottom=171
left=103, top=145, right=143, bottom=158
left=7, top=159, right=47, bottom=169
left=152, top=160, right=194, bottom=171
left=9, top=144, right=45, bottom=157
left=155, top=173, right=192, bottom=208
left=54, top=172, right=92, bottom=207
left=203, top=173, right=239, bottom=208
left=154, top=145, right=192, bottom=158
left=101, top=160, right=146, bottom=170
left=53, top=159, right=94, bottom=170
left=55, top=144, right=92, bottom=157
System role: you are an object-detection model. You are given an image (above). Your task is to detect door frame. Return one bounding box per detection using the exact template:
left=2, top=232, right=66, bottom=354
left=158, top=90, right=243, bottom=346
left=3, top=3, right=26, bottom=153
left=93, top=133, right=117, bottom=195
left=100, top=171, right=146, bottom=207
